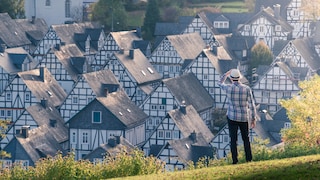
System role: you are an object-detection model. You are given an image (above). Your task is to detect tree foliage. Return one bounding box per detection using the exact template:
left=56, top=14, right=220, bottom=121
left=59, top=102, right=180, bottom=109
left=142, top=0, right=161, bottom=40
left=280, top=75, right=320, bottom=147
left=0, top=148, right=165, bottom=179
left=91, top=0, right=128, bottom=32
left=0, top=0, right=25, bottom=19
left=249, top=41, right=273, bottom=72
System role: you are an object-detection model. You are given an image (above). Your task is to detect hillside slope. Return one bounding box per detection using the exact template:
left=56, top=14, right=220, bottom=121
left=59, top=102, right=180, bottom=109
left=118, top=154, right=320, bottom=179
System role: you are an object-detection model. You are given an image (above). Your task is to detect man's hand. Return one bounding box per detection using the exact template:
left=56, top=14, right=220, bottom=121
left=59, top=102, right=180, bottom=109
left=250, top=120, right=256, bottom=129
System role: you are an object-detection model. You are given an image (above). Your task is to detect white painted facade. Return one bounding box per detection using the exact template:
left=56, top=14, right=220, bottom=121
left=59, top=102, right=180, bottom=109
left=24, top=0, right=97, bottom=26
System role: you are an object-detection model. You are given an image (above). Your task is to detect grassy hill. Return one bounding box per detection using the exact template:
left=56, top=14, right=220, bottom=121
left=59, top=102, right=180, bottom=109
left=116, top=154, right=320, bottom=179
left=127, top=1, right=248, bottom=27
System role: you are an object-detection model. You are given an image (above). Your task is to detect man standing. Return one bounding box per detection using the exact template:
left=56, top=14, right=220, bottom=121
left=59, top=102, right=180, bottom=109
left=218, top=69, right=257, bottom=164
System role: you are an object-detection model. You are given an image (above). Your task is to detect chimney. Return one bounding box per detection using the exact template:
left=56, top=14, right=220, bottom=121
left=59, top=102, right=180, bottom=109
left=21, top=125, right=30, bottom=138
left=31, top=16, right=35, bottom=24
left=39, top=66, right=45, bottom=82
left=211, top=46, right=218, bottom=55
left=40, top=98, right=47, bottom=108
left=273, top=4, right=281, bottom=20
left=180, top=101, right=187, bottom=114
left=129, top=49, right=134, bottom=59
left=108, top=137, right=117, bottom=147
left=190, top=130, right=196, bottom=142
left=50, top=119, right=57, bottom=127
left=0, top=44, right=6, bottom=53
left=136, top=27, right=141, bottom=38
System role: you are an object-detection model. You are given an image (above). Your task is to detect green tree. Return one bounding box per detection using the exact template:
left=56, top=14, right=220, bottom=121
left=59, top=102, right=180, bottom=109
left=142, top=0, right=160, bottom=40
left=280, top=75, right=320, bottom=147
left=0, top=0, right=25, bottom=18
left=0, top=119, right=11, bottom=164
left=249, top=41, right=273, bottom=74
left=91, top=0, right=128, bottom=32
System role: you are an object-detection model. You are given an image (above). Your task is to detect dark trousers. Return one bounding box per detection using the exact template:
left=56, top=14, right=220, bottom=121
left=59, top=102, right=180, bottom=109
left=227, top=117, right=252, bottom=164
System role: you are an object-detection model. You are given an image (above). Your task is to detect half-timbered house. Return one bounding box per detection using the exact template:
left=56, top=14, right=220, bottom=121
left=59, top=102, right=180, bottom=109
left=59, top=69, right=120, bottom=122
left=142, top=105, right=214, bottom=157
left=68, top=90, right=147, bottom=160
left=158, top=132, right=215, bottom=171
left=2, top=124, right=67, bottom=167
left=255, top=0, right=314, bottom=39
left=0, top=47, right=37, bottom=94
left=0, top=67, right=67, bottom=148
left=140, top=72, right=215, bottom=138
left=186, top=45, right=237, bottom=109
left=252, top=61, right=305, bottom=115
left=149, top=32, right=206, bottom=78
left=238, top=5, right=293, bottom=50
left=84, top=135, right=135, bottom=163
left=32, top=22, right=102, bottom=65
left=93, top=30, right=149, bottom=70
left=105, top=49, right=161, bottom=105
left=273, top=37, right=320, bottom=80
left=53, top=44, right=93, bottom=93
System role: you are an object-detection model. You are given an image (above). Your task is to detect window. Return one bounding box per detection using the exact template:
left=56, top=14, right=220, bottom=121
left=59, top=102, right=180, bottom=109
left=82, top=132, right=88, bottom=143
left=6, top=92, right=11, bottom=101
left=165, top=131, right=171, bottom=139
left=158, top=130, right=164, bottom=138
left=72, top=97, right=78, bottom=104
left=284, top=122, right=291, bottom=129
left=7, top=110, right=11, bottom=117
left=244, top=25, right=250, bottom=31
left=45, top=0, right=51, bottom=6
left=173, top=131, right=179, bottom=139
left=14, top=160, right=29, bottom=168
left=0, top=160, right=12, bottom=168
left=203, top=74, right=208, bottom=80
left=65, top=0, right=71, bottom=18
left=72, top=132, right=76, bottom=143
left=0, top=110, right=5, bottom=117
left=273, top=76, right=279, bottom=82
left=275, top=25, right=281, bottom=31
left=223, top=135, right=229, bottom=143
left=25, top=92, right=30, bottom=101
left=87, top=97, right=93, bottom=103
left=259, top=26, right=264, bottom=33
left=161, top=98, right=166, bottom=105
left=92, top=111, right=101, bottom=123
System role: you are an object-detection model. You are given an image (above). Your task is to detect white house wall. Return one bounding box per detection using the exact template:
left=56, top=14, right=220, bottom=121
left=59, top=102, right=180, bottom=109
left=149, top=39, right=183, bottom=78
left=59, top=78, right=96, bottom=122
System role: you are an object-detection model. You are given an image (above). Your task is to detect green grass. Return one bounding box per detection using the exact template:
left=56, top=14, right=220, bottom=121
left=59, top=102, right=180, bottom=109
left=126, top=1, right=248, bottom=27
left=114, top=154, right=320, bottom=179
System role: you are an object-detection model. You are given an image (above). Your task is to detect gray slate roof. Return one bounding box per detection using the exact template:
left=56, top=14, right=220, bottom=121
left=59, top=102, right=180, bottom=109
left=114, top=49, right=162, bottom=85
left=0, top=13, right=31, bottom=47
left=97, top=90, right=148, bottom=128
left=165, top=132, right=214, bottom=164
left=238, top=7, right=293, bottom=33
left=167, top=105, right=214, bottom=143
left=163, top=72, right=215, bottom=112
left=26, top=103, right=68, bottom=143
left=84, top=136, right=135, bottom=162
left=55, top=44, right=91, bottom=81
left=51, top=22, right=100, bottom=45
left=4, top=126, right=67, bottom=166
left=18, top=67, right=68, bottom=107
left=0, top=47, right=37, bottom=73
left=110, top=30, right=142, bottom=50
left=82, top=69, right=120, bottom=97
left=166, top=32, right=206, bottom=60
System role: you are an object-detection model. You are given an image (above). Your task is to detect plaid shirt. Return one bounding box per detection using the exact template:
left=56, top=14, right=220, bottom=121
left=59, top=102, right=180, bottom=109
left=218, top=72, right=257, bottom=123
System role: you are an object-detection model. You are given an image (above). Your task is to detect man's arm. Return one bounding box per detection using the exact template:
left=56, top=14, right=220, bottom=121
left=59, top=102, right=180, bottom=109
left=218, top=70, right=231, bottom=87
left=247, top=88, right=257, bottom=128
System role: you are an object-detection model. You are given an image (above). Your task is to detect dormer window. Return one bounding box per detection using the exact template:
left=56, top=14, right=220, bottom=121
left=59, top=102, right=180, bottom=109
left=214, top=21, right=229, bottom=28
